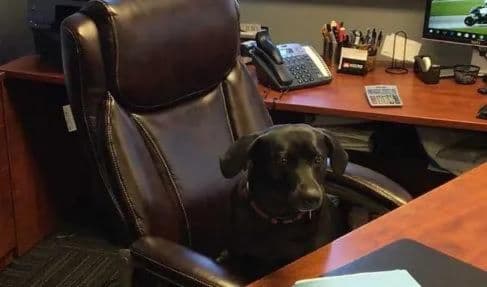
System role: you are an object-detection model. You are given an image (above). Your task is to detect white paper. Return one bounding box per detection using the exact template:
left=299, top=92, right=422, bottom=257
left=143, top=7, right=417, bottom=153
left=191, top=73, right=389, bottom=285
left=380, top=33, right=422, bottom=63
left=294, top=270, right=421, bottom=287
left=240, top=23, right=263, bottom=39
left=339, top=47, right=368, bottom=70
left=341, top=47, right=368, bottom=61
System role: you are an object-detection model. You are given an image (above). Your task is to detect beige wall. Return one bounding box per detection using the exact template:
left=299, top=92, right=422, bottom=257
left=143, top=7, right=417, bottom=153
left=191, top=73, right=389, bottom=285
left=0, top=0, right=475, bottom=66
left=0, top=0, right=33, bottom=64
left=239, top=0, right=472, bottom=66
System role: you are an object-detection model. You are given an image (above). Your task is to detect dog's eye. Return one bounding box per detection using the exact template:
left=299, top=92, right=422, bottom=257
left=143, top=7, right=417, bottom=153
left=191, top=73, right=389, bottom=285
left=314, top=156, right=323, bottom=165
left=280, top=157, right=288, bottom=165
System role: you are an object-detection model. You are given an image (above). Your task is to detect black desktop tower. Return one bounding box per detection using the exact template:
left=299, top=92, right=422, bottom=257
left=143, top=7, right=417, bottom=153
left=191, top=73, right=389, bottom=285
left=27, top=0, right=88, bottom=66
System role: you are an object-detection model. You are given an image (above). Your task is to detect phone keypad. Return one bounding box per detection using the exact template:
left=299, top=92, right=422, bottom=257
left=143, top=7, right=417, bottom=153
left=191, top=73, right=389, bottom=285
left=278, top=44, right=332, bottom=89
left=285, top=55, right=325, bottom=85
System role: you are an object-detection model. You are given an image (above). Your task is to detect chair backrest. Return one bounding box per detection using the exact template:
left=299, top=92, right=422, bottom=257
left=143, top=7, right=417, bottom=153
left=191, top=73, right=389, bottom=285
left=61, top=0, right=272, bottom=257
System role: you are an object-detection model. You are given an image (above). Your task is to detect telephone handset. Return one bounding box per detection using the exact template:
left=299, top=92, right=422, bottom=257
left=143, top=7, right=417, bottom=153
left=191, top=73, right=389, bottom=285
left=249, top=31, right=332, bottom=91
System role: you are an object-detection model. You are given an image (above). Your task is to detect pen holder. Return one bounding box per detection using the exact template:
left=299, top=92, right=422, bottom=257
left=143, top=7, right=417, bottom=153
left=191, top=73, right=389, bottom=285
left=356, top=44, right=377, bottom=72
left=323, top=38, right=331, bottom=64
left=322, top=38, right=341, bottom=68
left=454, top=65, right=480, bottom=85
left=338, top=47, right=369, bottom=75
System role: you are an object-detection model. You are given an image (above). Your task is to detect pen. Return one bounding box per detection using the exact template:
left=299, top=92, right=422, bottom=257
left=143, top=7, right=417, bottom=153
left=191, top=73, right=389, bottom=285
left=371, top=29, right=377, bottom=46
left=348, top=31, right=354, bottom=47
left=338, top=27, right=347, bottom=43
left=354, top=30, right=362, bottom=46
left=376, top=30, right=383, bottom=48
left=364, top=28, right=371, bottom=45
left=330, top=20, right=337, bottom=33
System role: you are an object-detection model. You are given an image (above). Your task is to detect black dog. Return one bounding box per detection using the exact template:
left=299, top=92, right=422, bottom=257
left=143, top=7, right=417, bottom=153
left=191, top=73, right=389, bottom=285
left=220, top=124, right=348, bottom=273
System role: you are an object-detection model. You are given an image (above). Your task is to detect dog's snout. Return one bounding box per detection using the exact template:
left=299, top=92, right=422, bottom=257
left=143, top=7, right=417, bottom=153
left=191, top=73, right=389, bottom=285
left=305, top=187, right=322, bottom=200
left=303, top=191, right=321, bottom=205
left=295, top=184, right=323, bottom=210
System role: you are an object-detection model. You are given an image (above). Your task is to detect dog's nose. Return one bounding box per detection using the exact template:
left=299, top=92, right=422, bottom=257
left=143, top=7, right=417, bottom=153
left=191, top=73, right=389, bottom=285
left=304, top=197, right=319, bottom=207
left=301, top=188, right=322, bottom=209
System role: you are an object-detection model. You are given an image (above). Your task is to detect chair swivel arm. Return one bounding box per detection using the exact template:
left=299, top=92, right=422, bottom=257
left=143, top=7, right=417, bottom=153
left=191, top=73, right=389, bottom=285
left=130, top=236, right=244, bottom=287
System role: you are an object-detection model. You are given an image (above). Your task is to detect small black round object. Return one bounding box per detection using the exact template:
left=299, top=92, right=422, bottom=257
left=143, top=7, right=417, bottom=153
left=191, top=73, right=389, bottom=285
left=478, top=87, right=487, bottom=95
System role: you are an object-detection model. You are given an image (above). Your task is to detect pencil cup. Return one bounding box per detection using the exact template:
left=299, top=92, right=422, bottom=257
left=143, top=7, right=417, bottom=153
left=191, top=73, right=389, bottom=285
left=366, top=53, right=377, bottom=72
left=356, top=44, right=377, bottom=72
left=322, top=38, right=341, bottom=68
left=323, top=38, right=332, bottom=65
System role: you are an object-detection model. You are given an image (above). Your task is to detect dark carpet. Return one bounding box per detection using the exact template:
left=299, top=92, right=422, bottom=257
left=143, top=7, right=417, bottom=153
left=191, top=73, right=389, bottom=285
left=0, top=229, right=123, bottom=287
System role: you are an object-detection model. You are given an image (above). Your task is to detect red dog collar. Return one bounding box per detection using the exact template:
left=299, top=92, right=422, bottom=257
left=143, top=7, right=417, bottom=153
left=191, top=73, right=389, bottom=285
left=242, top=181, right=313, bottom=225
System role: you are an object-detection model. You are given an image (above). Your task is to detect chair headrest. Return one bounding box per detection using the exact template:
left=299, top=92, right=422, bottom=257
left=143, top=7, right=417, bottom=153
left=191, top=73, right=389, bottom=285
left=83, top=0, right=239, bottom=111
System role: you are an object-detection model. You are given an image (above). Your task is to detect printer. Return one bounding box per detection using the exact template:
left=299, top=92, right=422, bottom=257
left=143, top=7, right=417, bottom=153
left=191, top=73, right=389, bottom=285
left=27, top=0, right=88, bottom=66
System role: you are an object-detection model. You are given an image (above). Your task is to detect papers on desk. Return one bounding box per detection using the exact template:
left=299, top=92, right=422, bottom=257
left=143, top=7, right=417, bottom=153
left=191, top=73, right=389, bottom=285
left=293, top=270, right=421, bottom=287
left=310, top=116, right=376, bottom=152
left=240, top=23, right=265, bottom=40
left=324, top=125, right=375, bottom=152
left=380, top=33, right=422, bottom=63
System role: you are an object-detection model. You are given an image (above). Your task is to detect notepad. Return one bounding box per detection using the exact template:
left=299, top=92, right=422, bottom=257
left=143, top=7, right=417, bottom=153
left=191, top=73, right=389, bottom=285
left=293, top=270, right=421, bottom=287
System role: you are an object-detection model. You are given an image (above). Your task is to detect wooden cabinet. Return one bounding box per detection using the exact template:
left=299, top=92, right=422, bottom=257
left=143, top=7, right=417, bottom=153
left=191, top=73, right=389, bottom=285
left=0, top=72, right=16, bottom=269
left=0, top=56, right=89, bottom=270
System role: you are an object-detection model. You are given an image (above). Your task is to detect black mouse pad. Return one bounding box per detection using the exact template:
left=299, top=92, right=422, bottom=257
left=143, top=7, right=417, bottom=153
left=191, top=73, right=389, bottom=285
left=325, top=239, right=487, bottom=286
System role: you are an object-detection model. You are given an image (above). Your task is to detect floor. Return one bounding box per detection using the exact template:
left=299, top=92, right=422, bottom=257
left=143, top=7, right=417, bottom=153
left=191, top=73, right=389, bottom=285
left=0, top=225, right=123, bottom=287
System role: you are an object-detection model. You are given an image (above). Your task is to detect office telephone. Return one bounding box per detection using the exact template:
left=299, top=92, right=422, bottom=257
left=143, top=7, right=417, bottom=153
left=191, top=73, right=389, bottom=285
left=249, top=31, right=332, bottom=91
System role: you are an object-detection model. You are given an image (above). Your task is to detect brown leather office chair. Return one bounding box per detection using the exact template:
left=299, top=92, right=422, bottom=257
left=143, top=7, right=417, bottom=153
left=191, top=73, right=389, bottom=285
left=61, top=0, right=411, bottom=286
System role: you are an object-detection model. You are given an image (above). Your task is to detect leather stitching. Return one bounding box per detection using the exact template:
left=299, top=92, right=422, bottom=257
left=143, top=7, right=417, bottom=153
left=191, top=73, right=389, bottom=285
left=105, top=95, right=145, bottom=233
left=132, top=116, right=192, bottom=247
left=63, top=21, right=130, bottom=232
left=108, top=5, right=121, bottom=105
left=342, top=174, right=407, bottom=206
left=132, top=249, right=214, bottom=287
left=91, top=3, right=237, bottom=111
left=220, top=83, right=236, bottom=141
left=65, top=25, right=117, bottom=200
left=141, top=268, right=196, bottom=287
left=92, top=0, right=120, bottom=102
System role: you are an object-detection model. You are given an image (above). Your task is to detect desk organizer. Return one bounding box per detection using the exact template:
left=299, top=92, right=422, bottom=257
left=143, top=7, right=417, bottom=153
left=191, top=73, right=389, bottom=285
left=454, top=65, right=480, bottom=85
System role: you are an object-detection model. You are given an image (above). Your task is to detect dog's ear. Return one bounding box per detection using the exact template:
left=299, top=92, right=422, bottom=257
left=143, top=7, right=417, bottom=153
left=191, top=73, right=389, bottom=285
left=316, top=128, right=348, bottom=175
left=220, top=132, right=262, bottom=178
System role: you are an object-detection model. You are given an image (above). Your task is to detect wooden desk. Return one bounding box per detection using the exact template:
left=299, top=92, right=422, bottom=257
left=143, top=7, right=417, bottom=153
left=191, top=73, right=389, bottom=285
left=4, top=55, right=487, bottom=131
left=259, top=67, right=487, bottom=131
left=0, top=72, right=16, bottom=269
left=249, top=162, right=487, bottom=287
left=0, top=55, right=86, bottom=262
left=0, top=55, right=64, bottom=85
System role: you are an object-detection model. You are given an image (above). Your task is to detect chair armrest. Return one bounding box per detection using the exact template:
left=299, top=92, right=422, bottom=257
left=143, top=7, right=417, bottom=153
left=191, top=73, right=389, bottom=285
left=130, top=237, right=244, bottom=287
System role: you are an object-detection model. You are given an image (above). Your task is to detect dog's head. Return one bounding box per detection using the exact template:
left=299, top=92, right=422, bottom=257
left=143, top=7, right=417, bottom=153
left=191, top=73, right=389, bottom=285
left=220, top=124, right=348, bottom=214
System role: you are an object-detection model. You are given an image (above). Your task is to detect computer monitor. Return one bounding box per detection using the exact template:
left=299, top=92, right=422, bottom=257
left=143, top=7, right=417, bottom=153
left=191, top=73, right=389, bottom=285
left=423, top=0, right=487, bottom=47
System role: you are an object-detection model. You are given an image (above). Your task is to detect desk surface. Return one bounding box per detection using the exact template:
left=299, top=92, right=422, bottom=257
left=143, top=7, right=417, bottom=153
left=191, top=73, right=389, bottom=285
left=2, top=55, right=487, bottom=131
left=248, top=162, right=487, bottom=287
left=258, top=66, right=487, bottom=131
left=0, top=55, right=64, bottom=85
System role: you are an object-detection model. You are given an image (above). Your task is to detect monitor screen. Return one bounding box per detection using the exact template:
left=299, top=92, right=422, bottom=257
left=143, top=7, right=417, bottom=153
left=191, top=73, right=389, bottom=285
left=423, top=0, right=487, bottom=46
